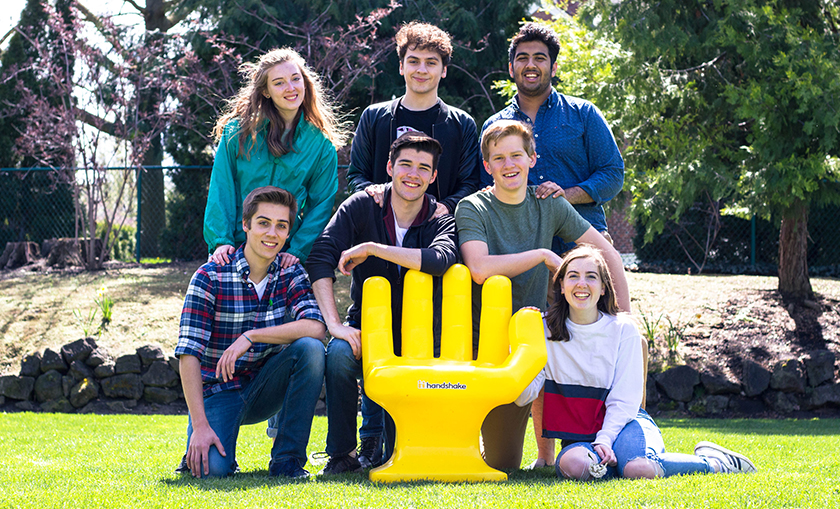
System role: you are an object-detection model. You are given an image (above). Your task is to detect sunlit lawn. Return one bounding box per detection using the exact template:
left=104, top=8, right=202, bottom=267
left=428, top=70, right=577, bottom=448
left=1, top=413, right=838, bottom=508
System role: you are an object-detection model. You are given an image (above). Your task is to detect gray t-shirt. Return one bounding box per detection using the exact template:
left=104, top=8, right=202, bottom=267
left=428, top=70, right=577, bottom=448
left=455, top=186, right=590, bottom=314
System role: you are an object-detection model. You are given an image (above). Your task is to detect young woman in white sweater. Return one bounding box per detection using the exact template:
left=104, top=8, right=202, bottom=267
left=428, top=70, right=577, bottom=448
left=516, top=246, right=756, bottom=480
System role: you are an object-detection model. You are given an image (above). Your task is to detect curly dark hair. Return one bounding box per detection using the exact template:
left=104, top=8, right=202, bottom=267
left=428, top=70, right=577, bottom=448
left=508, top=22, right=560, bottom=66
left=395, top=21, right=453, bottom=67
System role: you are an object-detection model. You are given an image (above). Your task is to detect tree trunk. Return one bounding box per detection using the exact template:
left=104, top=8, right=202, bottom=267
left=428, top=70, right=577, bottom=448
left=778, top=200, right=813, bottom=301
left=0, top=241, right=40, bottom=269
left=46, top=238, right=83, bottom=268
left=139, top=136, right=165, bottom=258
left=137, top=3, right=169, bottom=259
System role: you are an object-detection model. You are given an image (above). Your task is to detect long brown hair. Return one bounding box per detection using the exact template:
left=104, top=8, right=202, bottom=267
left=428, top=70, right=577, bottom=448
left=545, top=245, right=619, bottom=342
left=212, top=48, right=348, bottom=158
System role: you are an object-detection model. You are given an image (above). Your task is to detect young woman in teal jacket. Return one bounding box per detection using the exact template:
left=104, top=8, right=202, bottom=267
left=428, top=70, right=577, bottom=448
left=205, top=48, right=347, bottom=267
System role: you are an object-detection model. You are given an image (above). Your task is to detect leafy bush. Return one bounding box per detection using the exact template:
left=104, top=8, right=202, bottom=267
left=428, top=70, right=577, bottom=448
left=96, top=222, right=136, bottom=262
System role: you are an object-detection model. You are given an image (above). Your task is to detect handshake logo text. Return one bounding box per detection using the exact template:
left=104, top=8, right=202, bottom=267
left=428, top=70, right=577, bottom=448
left=417, top=380, right=467, bottom=390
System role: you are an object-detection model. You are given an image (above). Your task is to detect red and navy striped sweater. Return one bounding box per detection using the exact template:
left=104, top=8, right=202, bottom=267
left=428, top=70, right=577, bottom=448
left=516, top=313, right=644, bottom=448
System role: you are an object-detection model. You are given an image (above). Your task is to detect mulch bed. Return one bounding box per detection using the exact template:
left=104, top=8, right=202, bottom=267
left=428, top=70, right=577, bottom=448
left=680, top=290, right=840, bottom=382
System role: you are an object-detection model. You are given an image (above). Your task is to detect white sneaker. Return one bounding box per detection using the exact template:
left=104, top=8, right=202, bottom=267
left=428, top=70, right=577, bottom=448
left=694, top=441, right=757, bottom=474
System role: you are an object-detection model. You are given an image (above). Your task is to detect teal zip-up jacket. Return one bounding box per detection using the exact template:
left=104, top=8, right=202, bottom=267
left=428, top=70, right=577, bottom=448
left=204, top=118, right=338, bottom=262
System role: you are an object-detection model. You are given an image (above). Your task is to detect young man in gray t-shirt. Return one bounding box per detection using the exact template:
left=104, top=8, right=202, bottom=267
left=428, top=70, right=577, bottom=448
left=455, top=119, right=630, bottom=471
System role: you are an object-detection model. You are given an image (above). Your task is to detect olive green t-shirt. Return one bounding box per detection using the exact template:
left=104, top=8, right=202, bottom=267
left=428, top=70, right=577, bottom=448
left=455, top=186, right=590, bottom=315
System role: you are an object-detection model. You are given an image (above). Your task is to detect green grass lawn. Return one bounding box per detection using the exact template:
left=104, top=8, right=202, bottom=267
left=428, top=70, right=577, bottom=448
left=1, top=414, right=838, bottom=508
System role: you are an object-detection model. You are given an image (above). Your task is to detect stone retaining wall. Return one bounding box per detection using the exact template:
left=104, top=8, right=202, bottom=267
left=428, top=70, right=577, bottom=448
left=0, top=338, right=189, bottom=414
left=1, top=338, right=838, bottom=418
left=646, top=351, right=839, bottom=417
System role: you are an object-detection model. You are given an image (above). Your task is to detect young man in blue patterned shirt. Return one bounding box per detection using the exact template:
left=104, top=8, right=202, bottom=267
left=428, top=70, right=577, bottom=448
left=481, top=22, right=624, bottom=254
left=175, top=186, right=326, bottom=479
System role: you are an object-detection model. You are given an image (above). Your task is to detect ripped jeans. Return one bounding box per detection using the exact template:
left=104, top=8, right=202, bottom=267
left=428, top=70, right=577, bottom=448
left=556, top=409, right=714, bottom=480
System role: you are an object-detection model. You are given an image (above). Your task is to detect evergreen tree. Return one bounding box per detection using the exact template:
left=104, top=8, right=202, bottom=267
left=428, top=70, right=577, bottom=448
left=0, top=0, right=75, bottom=252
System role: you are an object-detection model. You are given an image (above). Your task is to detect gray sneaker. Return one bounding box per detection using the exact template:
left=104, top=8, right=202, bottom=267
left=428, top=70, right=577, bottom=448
left=694, top=441, right=757, bottom=474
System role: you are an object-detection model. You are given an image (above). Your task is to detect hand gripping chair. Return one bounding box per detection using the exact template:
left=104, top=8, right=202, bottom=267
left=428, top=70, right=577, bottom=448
left=361, top=263, right=547, bottom=482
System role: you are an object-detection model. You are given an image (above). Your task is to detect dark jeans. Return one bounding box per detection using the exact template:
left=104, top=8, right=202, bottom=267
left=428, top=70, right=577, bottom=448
left=325, top=338, right=395, bottom=459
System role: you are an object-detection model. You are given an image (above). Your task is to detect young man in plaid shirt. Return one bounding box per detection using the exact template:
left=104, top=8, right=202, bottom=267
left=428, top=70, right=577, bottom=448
left=176, top=186, right=326, bottom=479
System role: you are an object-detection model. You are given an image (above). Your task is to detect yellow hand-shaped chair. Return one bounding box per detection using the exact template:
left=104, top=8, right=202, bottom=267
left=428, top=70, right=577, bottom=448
left=361, top=264, right=546, bottom=482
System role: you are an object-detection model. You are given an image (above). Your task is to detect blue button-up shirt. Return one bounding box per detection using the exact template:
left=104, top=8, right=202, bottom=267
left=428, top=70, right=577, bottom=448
left=175, top=246, right=324, bottom=397
left=481, top=89, right=624, bottom=236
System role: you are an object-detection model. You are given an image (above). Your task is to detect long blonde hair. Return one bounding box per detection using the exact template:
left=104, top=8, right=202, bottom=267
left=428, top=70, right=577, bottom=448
left=213, top=48, right=348, bottom=158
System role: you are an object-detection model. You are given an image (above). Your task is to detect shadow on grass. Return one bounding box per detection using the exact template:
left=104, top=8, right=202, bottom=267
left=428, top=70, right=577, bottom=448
left=161, top=469, right=368, bottom=491
left=160, top=465, right=563, bottom=490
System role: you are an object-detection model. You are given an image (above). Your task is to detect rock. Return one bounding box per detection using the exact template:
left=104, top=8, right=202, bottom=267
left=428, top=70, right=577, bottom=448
left=804, top=350, right=836, bottom=387
left=69, top=360, right=94, bottom=382
left=688, top=400, right=707, bottom=415
left=114, top=354, right=142, bottom=374
left=137, top=345, right=166, bottom=367
left=0, top=395, right=5, bottom=406
left=15, top=401, right=38, bottom=411
left=69, top=378, right=99, bottom=408
left=645, top=374, right=660, bottom=407
left=763, top=390, right=800, bottom=413
left=314, top=399, right=326, bottom=415
left=705, top=395, right=730, bottom=414
left=655, top=365, right=700, bottom=402
left=700, top=373, right=741, bottom=395
left=769, top=359, right=806, bottom=393
left=1, top=375, right=35, bottom=400
left=168, top=356, right=180, bottom=376
left=742, top=360, right=771, bottom=397
left=144, top=387, right=179, bottom=405
left=61, top=338, right=97, bottom=365
left=40, top=348, right=68, bottom=374
left=85, top=347, right=111, bottom=367
left=34, top=371, right=64, bottom=402
left=62, top=376, right=74, bottom=397
left=20, top=352, right=42, bottom=377
left=94, top=363, right=115, bottom=378
left=105, top=400, right=137, bottom=413
left=804, top=383, right=840, bottom=408
left=101, top=374, right=144, bottom=400
left=40, top=397, right=75, bottom=413
left=728, top=397, right=767, bottom=414
left=655, top=399, right=685, bottom=415
left=141, top=361, right=180, bottom=388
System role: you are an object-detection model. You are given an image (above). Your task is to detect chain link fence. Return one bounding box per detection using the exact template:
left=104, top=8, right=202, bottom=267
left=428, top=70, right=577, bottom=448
left=3, top=165, right=840, bottom=276
left=607, top=198, right=840, bottom=277
left=0, top=166, right=211, bottom=264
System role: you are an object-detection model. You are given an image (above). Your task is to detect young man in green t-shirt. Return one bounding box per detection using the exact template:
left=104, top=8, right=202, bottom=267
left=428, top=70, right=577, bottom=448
left=454, top=119, right=630, bottom=471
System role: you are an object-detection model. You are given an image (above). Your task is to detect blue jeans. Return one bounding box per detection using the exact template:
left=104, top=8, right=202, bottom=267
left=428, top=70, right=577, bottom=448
left=359, top=382, right=384, bottom=440
left=325, top=338, right=395, bottom=459
left=185, top=337, right=325, bottom=477
left=556, top=409, right=713, bottom=479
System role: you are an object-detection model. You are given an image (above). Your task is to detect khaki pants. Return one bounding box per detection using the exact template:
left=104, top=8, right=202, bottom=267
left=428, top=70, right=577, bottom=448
left=480, top=401, right=532, bottom=470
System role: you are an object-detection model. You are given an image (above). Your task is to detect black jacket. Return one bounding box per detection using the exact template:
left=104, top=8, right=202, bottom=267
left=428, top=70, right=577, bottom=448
left=306, top=186, right=458, bottom=354
left=346, top=97, right=482, bottom=214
